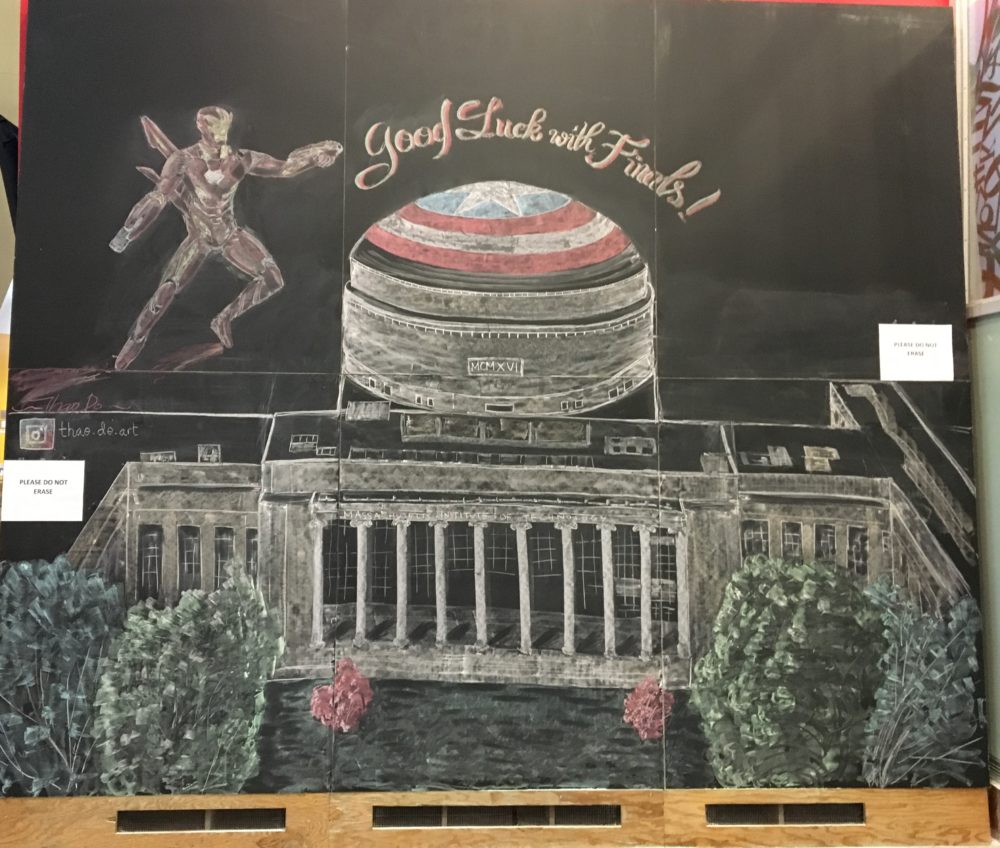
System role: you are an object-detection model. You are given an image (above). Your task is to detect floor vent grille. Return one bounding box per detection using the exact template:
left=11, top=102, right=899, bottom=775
left=371, top=804, right=622, bottom=828
left=116, top=808, right=286, bottom=833
left=706, top=802, right=865, bottom=826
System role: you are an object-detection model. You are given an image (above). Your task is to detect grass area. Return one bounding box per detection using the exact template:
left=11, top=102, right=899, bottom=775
left=245, top=678, right=713, bottom=792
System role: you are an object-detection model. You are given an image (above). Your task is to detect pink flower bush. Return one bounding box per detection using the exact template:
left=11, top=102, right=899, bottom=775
left=624, top=676, right=674, bottom=741
left=310, top=658, right=373, bottom=733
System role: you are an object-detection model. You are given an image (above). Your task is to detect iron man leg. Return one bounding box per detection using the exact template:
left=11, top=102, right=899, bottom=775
left=114, top=236, right=209, bottom=370
left=210, top=228, right=285, bottom=348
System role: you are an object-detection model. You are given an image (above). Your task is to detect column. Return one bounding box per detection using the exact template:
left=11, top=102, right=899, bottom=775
left=555, top=518, right=577, bottom=656
left=351, top=518, right=372, bottom=647
left=471, top=521, right=488, bottom=650
left=393, top=518, right=411, bottom=647
left=433, top=520, right=449, bottom=647
left=676, top=527, right=691, bottom=659
left=600, top=522, right=616, bottom=658
left=309, top=516, right=326, bottom=647
left=636, top=525, right=653, bottom=661
left=513, top=520, right=532, bottom=654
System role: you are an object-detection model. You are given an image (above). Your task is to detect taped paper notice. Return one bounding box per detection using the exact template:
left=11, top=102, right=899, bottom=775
left=1, top=460, right=86, bottom=522
left=878, top=324, right=954, bottom=382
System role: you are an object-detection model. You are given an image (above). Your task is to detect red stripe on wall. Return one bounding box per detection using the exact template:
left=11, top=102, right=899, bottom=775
left=398, top=200, right=597, bottom=236
left=365, top=226, right=632, bottom=274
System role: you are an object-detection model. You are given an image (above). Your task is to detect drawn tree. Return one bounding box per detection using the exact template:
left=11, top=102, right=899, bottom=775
left=94, top=564, right=282, bottom=794
left=0, top=557, right=123, bottom=796
left=310, top=659, right=374, bottom=733
left=692, top=556, right=884, bottom=787
left=863, top=579, right=985, bottom=787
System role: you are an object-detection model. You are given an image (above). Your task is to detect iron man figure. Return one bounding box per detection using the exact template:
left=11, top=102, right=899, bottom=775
left=109, top=106, right=342, bottom=370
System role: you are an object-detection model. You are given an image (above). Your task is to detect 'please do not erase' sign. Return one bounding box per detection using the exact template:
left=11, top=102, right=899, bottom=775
left=1, top=460, right=86, bottom=522
left=878, top=324, right=955, bottom=382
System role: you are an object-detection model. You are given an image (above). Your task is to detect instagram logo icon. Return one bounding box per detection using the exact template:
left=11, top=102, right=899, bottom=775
left=19, top=418, right=56, bottom=451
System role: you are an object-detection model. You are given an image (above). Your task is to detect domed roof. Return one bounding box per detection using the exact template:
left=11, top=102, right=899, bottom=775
left=352, top=180, right=643, bottom=287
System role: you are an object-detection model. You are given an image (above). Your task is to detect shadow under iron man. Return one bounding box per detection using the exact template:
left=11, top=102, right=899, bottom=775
left=109, top=106, right=342, bottom=370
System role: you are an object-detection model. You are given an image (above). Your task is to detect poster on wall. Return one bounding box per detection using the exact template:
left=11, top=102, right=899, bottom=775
left=0, top=0, right=985, bottom=797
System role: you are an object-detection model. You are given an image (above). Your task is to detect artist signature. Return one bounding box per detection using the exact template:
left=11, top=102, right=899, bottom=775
left=12, top=393, right=139, bottom=414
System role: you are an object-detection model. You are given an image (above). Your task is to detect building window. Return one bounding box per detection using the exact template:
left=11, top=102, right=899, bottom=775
left=323, top=520, right=357, bottom=605
left=528, top=523, right=562, bottom=613
left=740, top=520, right=769, bottom=559
left=573, top=524, right=603, bottom=615
left=612, top=526, right=642, bottom=618
left=486, top=523, right=517, bottom=576
left=409, top=522, right=436, bottom=605
left=604, top=436, right=657, bottom=456
left=445, top=523, right=475, bottom=608
left=484, top=523, right=519, bottom=609
left=815, top=524, right=837, bottom=563
left=214, top=527, right=235, bottom=589
left=848, top=526, right=869, bottom=577
left=371, top=521, right=396, bottom=604
left=138, top=524, right=163, bottom=600
left=652, top=533, right=677, bottom=622
left=781, top=522, right=803, bottom=564
left=178, top=526, right=202, bottom=592
left=288, top=433, right=319, bottom=453
left=245, top=528, right=259, bottom=580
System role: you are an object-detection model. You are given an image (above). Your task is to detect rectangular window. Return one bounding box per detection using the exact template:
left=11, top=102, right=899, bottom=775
left=446, top=524, right=475, bottom=572
left=178, top=526, right=202, bottom=592
left=409, top=522, right=436, bottom=604
left=485, top=523, right=517, bottom=576
left=612, top=526, right=642, bottom=618
left=781, top=522, right=803, bottom=564
left=323, top=520, right=357, bottom=604
left=848, top=526, right=869, bottom=577
left=245, top=528, right=259, bottom=580
left=138, top=524, right=163, bottom=600
left=371, top=521, right=396, bottom=604
left=740, top=520, right=769, bottom=559
left=815, top=524, right=837, bottom=563
left=573, top=524, right=603, bottom=615
left=652, top=533, right=677, bottom=622
left=214, top=527, right=235, bottom=589
left=528, top=523, right=562, bottom=613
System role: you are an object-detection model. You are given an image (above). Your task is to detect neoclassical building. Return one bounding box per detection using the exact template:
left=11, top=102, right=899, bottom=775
left=68, top=183, right=974, bottom=687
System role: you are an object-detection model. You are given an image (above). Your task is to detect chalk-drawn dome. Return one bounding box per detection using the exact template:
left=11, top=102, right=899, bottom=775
left=342, top=181, right=655, bottom=415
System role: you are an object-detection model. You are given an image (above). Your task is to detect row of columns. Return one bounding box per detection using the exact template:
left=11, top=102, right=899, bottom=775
left=309, top=516, right=689, bottom=661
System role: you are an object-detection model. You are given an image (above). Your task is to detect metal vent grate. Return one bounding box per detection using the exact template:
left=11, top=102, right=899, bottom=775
left=371, top=804, right=622, bottom=829
left=706, top=802, right=865, bottom=826
left=116, top=808, right=286, bottom=833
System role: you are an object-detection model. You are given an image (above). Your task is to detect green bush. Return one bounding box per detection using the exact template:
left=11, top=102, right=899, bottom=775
left=863, top=579, right=985, bottom=787
left=0, top=557, right=123, bottom=795
left=692, top=556, right=884, bottom=787
left=94, top=564, right=282, bottom=794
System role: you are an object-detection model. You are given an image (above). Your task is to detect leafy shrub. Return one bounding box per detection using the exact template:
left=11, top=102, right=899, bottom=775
left=311, top=659, right=373, bottom=732
left=94, top=564, right=282, bottom=794
left=624, top=677, right=674, bottom=741
left=0, top=557, right=123, bottom=796
left=863, top=579, right=985, bottom=787
left=692, top=556, right=884, bottom=787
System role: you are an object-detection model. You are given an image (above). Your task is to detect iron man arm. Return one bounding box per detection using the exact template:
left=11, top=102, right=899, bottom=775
left=247, top=140, right=342, bottom=177
left=109, top=153, right=185, bottom=253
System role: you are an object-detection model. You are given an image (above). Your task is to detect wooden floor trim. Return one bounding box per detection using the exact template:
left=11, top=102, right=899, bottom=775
left=0, top=787, right=990, bottom=847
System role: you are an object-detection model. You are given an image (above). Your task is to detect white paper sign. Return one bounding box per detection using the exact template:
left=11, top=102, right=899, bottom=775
left=878, top=324, right=955, bottom=382
left=1, top=460, right=86, bottom=522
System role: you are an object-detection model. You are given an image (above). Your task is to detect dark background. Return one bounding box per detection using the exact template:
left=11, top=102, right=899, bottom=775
left=654, top=0, right=968, bottom=379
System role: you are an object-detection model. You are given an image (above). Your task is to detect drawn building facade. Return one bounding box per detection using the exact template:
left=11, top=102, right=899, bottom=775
left=68, top=183, right=974, bottom=688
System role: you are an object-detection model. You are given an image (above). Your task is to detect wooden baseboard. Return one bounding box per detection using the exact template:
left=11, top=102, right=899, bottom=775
left=0, top=787, right=990, bottom=848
